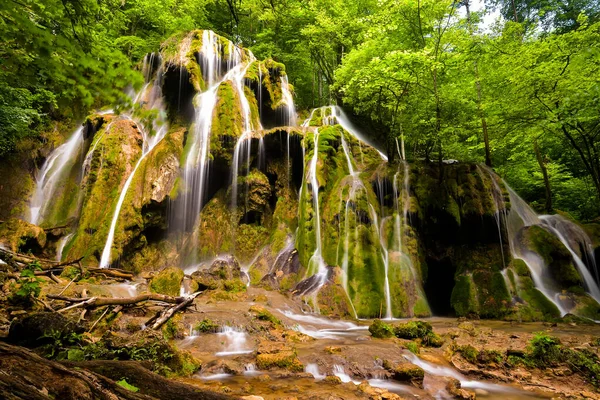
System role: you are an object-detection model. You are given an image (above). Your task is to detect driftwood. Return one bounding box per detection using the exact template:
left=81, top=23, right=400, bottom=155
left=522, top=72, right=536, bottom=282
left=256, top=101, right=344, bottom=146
left=0, top=342, right=234, bottom=400
left=0, top=248, right=134, bottom=281
left=146, top=292, right=200, bottom=330
left=48, top=293, right=190, bottom=308
left=0, top=247, right=83, bottom=271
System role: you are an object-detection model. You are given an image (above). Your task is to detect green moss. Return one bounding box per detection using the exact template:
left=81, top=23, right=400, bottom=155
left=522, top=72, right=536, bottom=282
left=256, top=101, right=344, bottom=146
left=394, top=321, right=443, bottom=347
left=256, top=351, right=303, bottom=372
left=369, top=319, right=395, bottom=338
left=459, top=345, right=479, bottom=363
left=525, top=225, right=582, bottom=288
left=150, top=267, right=184, bottom=296
left=451, top=274, right=478, bottom=316
left=249, top=305, right=282, bottom=326
left=194, top=318, right=219, bottom=333
left=66, top=117, right=143, bottom=265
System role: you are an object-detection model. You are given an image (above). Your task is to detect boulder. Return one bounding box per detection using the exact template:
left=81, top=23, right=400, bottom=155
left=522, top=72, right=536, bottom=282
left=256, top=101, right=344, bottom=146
left=8, top=312, right=84, bottom=347
left=149, top=266, right=184, bottom=296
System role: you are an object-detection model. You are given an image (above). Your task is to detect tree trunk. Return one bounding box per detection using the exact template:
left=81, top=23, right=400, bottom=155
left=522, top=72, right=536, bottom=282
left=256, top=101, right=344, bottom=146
left=465, top=0, right=492, bottom=167
left=534, top=138, right=552, bottom=212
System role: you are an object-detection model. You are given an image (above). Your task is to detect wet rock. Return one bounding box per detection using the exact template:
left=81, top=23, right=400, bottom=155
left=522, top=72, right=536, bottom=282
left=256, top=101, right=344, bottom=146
left=256, top=341, right=303, bottom=372
left=0, top=218, right=46, bottom=254
left=8, top=312, right=84, bottom=347
left=202, top=359, right=243, bottom=376
left=149, top=266, right=184, bottom=296
left=369, top=319, right=395, bottom=338
left=445, top=377, right=476, bottom=399
left=391, top=363, right=425, bottom=388
left=191, top=255, right=245, bottom=291
left=324, top=375, right=342, bottom=385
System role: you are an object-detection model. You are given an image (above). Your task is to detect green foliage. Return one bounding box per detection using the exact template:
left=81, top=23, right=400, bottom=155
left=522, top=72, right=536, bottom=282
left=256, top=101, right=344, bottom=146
left=39, top=329, right=83, bottom=360
left=528, top=332, right=562, bottom=366
left=162, top=319, right=179, bottom=341
left=116, top=379, right=140, bottom=393
left=10, top=261, right=44, bottom=305
left=369, top=319, right=395, bottom=338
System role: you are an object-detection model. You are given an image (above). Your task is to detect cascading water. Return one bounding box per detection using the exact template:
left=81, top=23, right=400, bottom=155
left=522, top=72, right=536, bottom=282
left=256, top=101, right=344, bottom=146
left=331, top=105, right=387, bottom=161
left=215, top=326, right=253, bottom=356
left=29, top=126, right=84, bottom=225
left=305, top=128, right=328, bottom=290
left=494, top=170, right=600, bottom=314
left=281, top=75, right=297, bottom=181
left=231, top=60, right=261, bottom=214
left=505, top=186, right=568, bottom=314
left=55, top=233, right=74, bottom=262
left=539, top=215, right=600, bottom=302
left=99, top=66, right=169, bottom=268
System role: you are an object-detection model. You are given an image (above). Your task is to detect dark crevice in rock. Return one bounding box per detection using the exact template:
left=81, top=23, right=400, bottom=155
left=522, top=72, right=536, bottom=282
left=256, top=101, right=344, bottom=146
left=424, top=256, right=456, bottom=316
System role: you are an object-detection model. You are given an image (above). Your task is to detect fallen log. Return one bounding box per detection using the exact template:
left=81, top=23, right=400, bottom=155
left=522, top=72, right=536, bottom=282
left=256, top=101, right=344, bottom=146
left=147, top=292, right=200, bottom=330
left=0, top=247, right=83, bottom=270
left=0, top=342, right=234, bottom=399
left=48, top=293, right=191, bottom=309
left=87, top=268, right=133, bottom=279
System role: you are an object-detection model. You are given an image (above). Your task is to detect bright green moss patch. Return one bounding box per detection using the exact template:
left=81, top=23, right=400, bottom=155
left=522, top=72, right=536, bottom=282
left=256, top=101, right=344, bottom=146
left=150, top=267, right=184, bottom=296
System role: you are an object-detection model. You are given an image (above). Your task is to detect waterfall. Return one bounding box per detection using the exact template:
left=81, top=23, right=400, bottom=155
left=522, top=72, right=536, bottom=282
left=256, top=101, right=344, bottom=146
left=540, top=215, right=600, bottom=302
left=306, top=128, right=328, bottom=287
left=281, top=75, right=297, bottom=181
left=231, top=60, right=261, bottom=214
left=99, top=64, right=169, bottom=268
left=55, top=233, right=74, bottom=262
left=215, top=326, right=253, bottom=356
left=169, top=30, right=244, bottom=233
left=505, top=186, right=569, bottom=315
left=280, top=76, right=297, bottom=127
left=331, top=106, right=388, bottom=161
left=29, top=126, right=84, bottom=225
left=503, top=176, right=600, bottom=313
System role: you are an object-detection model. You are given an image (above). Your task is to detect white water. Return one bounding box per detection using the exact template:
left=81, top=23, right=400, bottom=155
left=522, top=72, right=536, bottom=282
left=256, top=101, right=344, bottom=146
left=231, top=59, right=261, bottom=214
left=244, top=363, right=260, bottom=375
left=305, top=363, right=326, bottom=380
left=540, top=215, right=600, bottom=302
left=55, top=233, right=74, bottom=262
left=305, top=128, right=328, bottom=289
left=505, top=186, right=569, bottom=315
left=29, top=127, right=84, bottom=225
left=99, top=114, right=167, bottom=268
left=280, top=76, right=297, bottom=127
left=331, top=106, right=388, bottom=161
left=215, top=326, right=253, bottom=356
left=171, top=31, right=241, bottom=233
left=281, top=75, right=297, bottom=180
left=333, top=365, right=359, bottom=384
left=403, top=352, right=522, bottom=393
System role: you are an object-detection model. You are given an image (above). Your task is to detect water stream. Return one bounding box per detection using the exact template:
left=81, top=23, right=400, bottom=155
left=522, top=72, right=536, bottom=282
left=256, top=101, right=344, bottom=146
left=29, top=127, right=85, bottom=225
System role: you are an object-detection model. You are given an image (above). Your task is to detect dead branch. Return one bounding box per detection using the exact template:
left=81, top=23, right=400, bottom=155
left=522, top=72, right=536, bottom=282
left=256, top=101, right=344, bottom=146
left=148, top=292, right=200, bottom=330
left=48, top=293, right=189, bottom=308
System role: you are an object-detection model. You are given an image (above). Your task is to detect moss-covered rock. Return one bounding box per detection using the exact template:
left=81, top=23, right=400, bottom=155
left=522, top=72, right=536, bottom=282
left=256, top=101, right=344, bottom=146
left=369, top=319, right=394, bottom=338
left=0, top=218, right=47, bottom=254
left=65, top=116, right=143, bottom=266
left=391, top=364, right=425, bottom=387
left=524, top=225, right=582, bottom=288
left=150, top=266, right=184, bottom=296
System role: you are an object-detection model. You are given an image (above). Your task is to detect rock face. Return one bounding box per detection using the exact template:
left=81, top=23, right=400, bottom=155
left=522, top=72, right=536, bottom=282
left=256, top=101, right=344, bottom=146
left=4, top=29, right=600, bottom=321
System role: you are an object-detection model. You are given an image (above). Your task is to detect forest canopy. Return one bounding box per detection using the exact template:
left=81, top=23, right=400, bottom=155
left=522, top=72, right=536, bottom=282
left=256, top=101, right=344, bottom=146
left=1, top=0, right=600, bottom=219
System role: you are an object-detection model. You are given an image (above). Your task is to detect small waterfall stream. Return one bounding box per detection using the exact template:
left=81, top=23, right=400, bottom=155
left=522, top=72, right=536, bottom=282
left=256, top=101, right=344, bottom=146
left=29, top=126, right=84, bottom=225
left=99, top=64, right=169, bottom=268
